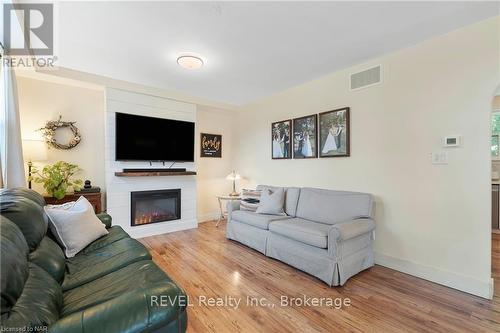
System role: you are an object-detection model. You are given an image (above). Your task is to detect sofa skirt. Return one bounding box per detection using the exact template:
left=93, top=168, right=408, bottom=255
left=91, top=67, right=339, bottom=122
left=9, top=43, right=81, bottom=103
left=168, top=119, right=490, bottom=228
left=266, top=232, right=374, bottom=286
left=266, top=233, right=335, bottom=285
left=226, top=220, right=269, bottom=254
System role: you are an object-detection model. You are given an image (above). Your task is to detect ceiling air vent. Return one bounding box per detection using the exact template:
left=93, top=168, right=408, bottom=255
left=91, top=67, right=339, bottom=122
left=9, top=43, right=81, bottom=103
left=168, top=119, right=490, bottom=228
left=350, top=65, right=382, bottom=91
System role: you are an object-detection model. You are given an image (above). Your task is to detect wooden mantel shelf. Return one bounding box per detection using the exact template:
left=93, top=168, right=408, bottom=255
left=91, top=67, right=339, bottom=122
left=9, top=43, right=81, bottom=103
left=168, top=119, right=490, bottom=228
left=115, top=171, right=197, bottom=177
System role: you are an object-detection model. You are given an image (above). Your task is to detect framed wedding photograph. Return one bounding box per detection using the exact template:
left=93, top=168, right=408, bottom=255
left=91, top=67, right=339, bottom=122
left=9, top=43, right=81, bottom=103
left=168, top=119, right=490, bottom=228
left=319, top=107, right=350, bottom=158
left=292, top=114, right=318, bottom=158
left=271, top=119, right=292, bottom=159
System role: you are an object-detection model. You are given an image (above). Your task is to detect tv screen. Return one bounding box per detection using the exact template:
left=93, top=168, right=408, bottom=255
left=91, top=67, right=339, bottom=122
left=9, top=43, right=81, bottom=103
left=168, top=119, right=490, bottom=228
left=115, top=112, right=195, bottom=162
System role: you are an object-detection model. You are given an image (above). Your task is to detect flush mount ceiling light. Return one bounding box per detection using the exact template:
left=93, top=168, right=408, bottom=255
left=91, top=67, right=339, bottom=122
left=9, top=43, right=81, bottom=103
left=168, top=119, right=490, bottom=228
left=177, top=55, right=204, bottom=70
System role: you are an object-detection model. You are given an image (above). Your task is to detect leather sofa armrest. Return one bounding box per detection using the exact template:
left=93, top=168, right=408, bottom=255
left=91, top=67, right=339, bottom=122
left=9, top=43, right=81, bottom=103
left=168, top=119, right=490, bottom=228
left=96, top=213, right=112, bottom=228
left=328, top=218, right=375, bottom=258
left=226, top=200, right=240, bottom=223
left=49, top=283, right=187, bottom=333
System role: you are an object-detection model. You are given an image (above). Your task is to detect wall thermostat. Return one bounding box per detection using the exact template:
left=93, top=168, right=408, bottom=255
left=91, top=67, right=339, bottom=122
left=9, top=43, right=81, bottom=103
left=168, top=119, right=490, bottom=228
left=443, top=136, right=461, bottom=147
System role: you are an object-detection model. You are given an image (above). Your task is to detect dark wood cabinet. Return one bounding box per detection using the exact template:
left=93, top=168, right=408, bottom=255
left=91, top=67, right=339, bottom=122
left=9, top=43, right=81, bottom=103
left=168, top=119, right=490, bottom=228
left=44, top=192, right=102, bottom=213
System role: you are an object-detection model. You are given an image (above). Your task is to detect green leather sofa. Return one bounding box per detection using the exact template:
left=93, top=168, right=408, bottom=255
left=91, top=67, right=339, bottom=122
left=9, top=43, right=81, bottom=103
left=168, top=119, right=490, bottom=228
left=0, top=188, right=187, bottom=333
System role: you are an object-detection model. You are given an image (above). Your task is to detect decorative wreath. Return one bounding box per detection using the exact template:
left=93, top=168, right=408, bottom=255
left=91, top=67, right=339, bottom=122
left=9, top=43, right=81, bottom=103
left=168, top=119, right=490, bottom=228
left=39, top=116, right=81, bottom=150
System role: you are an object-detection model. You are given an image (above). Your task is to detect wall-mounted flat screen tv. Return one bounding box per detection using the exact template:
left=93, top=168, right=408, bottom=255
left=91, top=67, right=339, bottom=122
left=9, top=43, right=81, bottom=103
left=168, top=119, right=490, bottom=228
left=115, top=112, right=195, bottom=162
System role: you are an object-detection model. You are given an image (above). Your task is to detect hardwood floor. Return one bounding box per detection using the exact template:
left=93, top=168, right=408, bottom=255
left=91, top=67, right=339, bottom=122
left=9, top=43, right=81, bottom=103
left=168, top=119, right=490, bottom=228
left=140, top=223, right=500, bottom=333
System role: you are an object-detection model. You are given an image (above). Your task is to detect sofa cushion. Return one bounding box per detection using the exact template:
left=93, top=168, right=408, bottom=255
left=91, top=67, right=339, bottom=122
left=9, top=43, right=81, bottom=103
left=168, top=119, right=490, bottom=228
left=62, top=238, right=151, bottom=291
left=61, top=260, right=176, bottom=316
left=52, top=282, right=187, bottom=333
left=231, top=210, right=291, bottom=230
left=1, top=263, right=63, bottom=330
left=0, top=188, right=46, bottom=206
left=1, top=217, right=29, bottom=313
left=295, top=187, right=373, bottom=225
left=29, top=237, right=66, bottom=283
left=269, top=218, right=332, bottom=248
left=0, top=195, right=48, bottom=251
left=257, top=185, right=300, bottom=216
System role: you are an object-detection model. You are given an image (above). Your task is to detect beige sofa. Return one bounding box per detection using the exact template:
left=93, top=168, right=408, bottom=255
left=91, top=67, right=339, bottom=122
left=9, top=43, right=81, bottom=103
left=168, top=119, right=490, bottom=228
left=226, top=185, right=375, bottom=286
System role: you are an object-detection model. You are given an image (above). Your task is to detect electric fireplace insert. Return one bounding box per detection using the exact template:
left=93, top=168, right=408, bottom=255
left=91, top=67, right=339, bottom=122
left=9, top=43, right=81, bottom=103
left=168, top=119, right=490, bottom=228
left=131, top=189, right=181, bottom=226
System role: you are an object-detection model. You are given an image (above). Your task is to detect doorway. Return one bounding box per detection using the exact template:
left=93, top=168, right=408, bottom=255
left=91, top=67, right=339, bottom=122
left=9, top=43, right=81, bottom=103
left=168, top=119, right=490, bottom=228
left=491, top=91, right=500, bottom=298
left=491, top=94, right=500, bottom=234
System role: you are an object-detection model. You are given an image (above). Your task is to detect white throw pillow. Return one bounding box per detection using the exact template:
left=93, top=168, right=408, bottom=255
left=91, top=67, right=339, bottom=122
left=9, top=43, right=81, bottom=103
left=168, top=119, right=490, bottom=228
left=256, top=187, right=285, bottom=215
left=44, top=196, right=108, bottom=258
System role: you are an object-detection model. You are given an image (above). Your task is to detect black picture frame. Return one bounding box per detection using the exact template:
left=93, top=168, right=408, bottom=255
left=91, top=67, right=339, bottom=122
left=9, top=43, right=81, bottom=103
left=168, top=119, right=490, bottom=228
left=271, top=119, right=292, bottom=159
left=200, top=133, right=222, bottom=158
left=292, top=114, right=318, bottom=159
left=318, top=107, right=350, bottom=158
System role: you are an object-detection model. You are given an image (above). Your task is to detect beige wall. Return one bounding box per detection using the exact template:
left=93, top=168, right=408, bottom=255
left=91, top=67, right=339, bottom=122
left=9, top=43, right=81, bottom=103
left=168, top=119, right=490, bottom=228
left=17, top=76, right=106, bottom=195
left=196, top=105, right=236, bottom=221
left=233, top=17, right=499, bottom=298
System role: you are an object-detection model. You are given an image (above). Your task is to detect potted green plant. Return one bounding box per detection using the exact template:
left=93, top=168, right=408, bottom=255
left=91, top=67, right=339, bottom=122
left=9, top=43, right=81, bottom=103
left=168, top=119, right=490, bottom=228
left=30, top=161, right=83, bottom=199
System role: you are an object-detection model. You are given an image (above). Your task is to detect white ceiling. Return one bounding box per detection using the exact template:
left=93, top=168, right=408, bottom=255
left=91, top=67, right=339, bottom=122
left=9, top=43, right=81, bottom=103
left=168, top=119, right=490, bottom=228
left=56, top=1, right=498, bottom=106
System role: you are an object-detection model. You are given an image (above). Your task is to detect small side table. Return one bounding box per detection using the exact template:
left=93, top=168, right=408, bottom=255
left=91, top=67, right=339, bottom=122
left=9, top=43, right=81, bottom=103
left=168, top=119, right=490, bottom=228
left=44, top=192, right=102, bottom=213
left=216, top=195, right=241, bottom=227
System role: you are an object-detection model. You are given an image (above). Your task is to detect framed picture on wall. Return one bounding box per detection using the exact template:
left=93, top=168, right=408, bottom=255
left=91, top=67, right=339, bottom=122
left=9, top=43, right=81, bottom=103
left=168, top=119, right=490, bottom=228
left=271, top=119, right=292, bottom=159
left=319, top=107, right=350, bottom=157
left=200, top=133, right=222, bottom=158
left=292, top=114, right=318, bottom=158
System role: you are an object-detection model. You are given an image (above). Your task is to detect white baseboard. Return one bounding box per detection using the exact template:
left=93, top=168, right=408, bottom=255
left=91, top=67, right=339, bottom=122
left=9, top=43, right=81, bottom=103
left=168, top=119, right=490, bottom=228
left=374, top=252, right=493, bottom=299
left=198, top=211, right=219, bottom=223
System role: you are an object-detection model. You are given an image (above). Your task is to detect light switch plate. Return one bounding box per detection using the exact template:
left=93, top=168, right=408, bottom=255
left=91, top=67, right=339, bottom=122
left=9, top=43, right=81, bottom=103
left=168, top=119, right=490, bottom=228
left=431, top=151, right=448, bottom=164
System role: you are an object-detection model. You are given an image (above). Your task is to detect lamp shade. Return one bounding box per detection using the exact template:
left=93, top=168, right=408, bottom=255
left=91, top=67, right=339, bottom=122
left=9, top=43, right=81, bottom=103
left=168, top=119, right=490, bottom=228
left=226, top=171, right=241, bottom=181
left=22, top=139, right=48, bottom=162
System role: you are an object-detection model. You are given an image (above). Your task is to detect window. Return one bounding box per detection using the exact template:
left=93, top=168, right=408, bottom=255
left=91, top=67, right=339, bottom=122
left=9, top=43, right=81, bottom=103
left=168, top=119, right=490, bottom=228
left=492, top=112, right=500, bottom=158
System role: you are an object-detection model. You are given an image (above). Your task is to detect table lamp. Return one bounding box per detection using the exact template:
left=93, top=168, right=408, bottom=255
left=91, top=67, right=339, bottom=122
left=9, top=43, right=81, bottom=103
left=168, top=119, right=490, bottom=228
left=226, top=170, right=241, bottom=197
left=22, top=139, right=48, bottom=189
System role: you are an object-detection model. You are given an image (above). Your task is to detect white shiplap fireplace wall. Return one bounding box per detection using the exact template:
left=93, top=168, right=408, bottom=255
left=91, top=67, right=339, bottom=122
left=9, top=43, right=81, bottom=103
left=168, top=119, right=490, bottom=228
left=105, top=88, right=198, bottom=238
